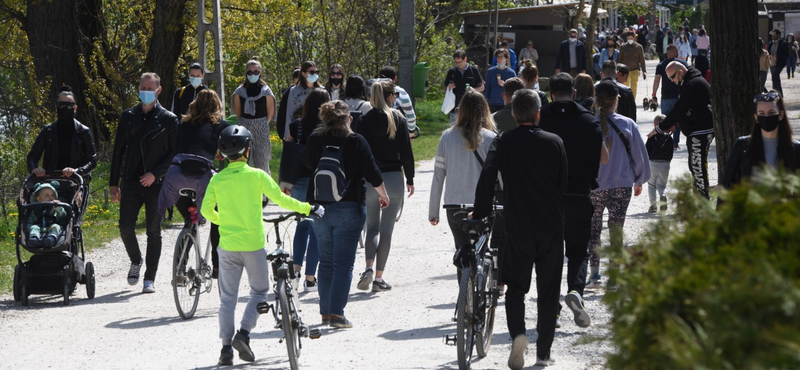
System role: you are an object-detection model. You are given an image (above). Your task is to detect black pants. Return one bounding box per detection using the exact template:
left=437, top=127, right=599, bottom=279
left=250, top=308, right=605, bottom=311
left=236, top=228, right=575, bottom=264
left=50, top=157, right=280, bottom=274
left=175, top=196, right=220, bottom=269
left=687, top=133, right=714, bottom=199
left=771, top=65, right=785, bottom=96
left=503, top=231, right=563, bottom=360
left=119, top=179, right=163, bottom=281
left=562, top=195, right=593, bottom=297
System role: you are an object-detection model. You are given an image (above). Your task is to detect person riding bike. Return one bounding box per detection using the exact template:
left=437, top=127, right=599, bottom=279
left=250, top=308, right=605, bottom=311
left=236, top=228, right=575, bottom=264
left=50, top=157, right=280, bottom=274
left=201, top=125, right=324, bottom=366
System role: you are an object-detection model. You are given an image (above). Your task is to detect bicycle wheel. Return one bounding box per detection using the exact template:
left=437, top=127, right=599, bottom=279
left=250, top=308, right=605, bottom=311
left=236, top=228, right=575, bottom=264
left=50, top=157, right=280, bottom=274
left=278, top=279, right=301, bottom=370
left=475, top=260, right=496, bottom=358
left=173, top=228, right=200, bottom=319
left=456, top=267, right=475, bottom=370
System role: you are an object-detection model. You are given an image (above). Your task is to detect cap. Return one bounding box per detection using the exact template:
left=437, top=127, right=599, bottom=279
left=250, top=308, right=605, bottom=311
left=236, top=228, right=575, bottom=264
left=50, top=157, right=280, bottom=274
left=595, top=79, right=619, bottom=98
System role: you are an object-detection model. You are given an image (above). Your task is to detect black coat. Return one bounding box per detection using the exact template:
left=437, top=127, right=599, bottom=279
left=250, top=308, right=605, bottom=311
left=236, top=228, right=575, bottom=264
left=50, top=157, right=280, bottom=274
left=769, top=38, right=789, bottom=69
left=109, top=102, right=179, bottom=186
left=656, top=32, right=673, bottom=54
left=554, top=39, right=587, bottom=72
left=721, top=136, right=800, bottom=188
left=659, top=67, right=713, bottom=137
left=26, top=119, right=98, bottom=180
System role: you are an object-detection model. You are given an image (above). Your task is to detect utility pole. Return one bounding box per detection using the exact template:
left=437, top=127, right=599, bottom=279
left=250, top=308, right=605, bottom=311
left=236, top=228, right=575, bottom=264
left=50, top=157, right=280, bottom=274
left=198, top=0, right=226, bottom=114
left=399, top=0, right=415, bottom=102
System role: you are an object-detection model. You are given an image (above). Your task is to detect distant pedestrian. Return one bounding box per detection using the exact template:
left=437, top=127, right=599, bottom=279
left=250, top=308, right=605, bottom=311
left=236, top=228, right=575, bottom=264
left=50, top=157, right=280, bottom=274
left=651, top=44, right=688, bottom=149
left=760, top=38, right=771, bottom=93
left=596, top=61, right=636, bottom=121
left=786, top=35, right=798, bottom=79
left=518, top=40, right=538, bottom=68
left=276, top=68, right=301, bottom=141
left=171, top=62, right=206, bottom=116
left=485, top=49, right=517, bottom=113
left=616, top=31, right=647, bottom=98
left=343, top=75, right=372, bottom=119
left=444, top=50, right=485, bottom=124
left=377, top=66, right=418, bottom=133
left=518, top=60, right=548, bottom=105
left=284, top=61, right=323, bottom=138
left=325, top=64, right=345, bottom=100
left=574, top=73, right=595, bottom=112
left=492, top=77, right=525, bottom=133
left=492, top=40, right=517, bottom=68
left=555, top=29, right=587, bottom=76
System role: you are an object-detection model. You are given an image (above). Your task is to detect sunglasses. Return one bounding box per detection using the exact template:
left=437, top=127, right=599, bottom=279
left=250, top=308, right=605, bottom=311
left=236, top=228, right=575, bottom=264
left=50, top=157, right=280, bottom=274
left=245, top=70, right=260, bottom=76
left=330, top=72, right=343, bottom=76
left=754, top=92, right=780, bottom=103
left=307, top=70, right=319, bottom=75
left=386, top=91, right=400, bottom=98
left=56, top=102, right=76, bottom=109
left=668, top=71, right=679, bottom=80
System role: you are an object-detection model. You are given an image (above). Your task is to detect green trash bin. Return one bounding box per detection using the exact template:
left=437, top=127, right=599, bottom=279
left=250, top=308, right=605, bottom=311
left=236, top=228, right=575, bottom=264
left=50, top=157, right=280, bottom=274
left=412, top=62, right=430, bottom=98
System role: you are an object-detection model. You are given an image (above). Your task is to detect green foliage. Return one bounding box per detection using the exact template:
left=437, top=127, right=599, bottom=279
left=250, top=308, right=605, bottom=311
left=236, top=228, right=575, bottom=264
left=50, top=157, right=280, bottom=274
left=605, top=171, right=800, bottom=370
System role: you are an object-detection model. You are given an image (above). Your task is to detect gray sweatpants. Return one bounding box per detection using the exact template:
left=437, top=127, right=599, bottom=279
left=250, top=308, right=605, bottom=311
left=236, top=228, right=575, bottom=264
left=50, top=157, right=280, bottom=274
left=218, top=247, right=270, bottom=345
left=647, top=160, right=671, bottom=204
left=364, top=171, right=405, bottom=272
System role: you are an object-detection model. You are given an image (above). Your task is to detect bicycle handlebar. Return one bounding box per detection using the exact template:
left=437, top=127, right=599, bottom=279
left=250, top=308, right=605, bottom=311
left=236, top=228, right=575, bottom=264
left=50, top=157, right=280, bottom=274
left=263, top=212, right=306, bottom=224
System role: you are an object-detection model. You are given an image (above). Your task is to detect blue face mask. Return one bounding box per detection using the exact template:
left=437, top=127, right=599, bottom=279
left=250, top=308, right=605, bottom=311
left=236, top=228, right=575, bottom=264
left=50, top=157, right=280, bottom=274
left=247, top=75, right=259, bottom=84
left=498, top=62, right=506, bottom=68
left=306, top=73, right=319, bottom=83
left=139, top=90, right=157, bottom=105
left=189, top=77, right=203, bottom=88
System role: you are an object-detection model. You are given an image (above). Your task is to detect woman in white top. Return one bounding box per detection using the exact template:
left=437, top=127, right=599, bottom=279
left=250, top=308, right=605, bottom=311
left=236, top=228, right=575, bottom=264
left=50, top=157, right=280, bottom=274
left=518, top=40, right=539, bottom=68
left=343, top=75, right=372, bottom=116
left=677, top=32, right=691, bottom=61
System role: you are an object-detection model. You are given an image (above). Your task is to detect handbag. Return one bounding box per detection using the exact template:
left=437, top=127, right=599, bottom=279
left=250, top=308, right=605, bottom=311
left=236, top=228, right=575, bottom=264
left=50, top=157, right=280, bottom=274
left=278, top=119, right=306, bottom=188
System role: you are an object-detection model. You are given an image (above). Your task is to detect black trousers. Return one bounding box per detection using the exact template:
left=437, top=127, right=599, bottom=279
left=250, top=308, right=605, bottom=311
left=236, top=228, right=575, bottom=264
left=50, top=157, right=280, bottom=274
left=562, top=195, right=593, bottom=297
left=119, top=179, right=163, bottom=281
left=503, top=231, right=563, bottom=360
left=687, top=133, right=714, bottom=199
left=175, top=196, right=220, bottom=269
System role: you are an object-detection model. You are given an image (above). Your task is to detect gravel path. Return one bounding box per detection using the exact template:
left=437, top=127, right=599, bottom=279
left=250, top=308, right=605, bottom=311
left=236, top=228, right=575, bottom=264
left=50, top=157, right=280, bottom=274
left=4, top=59, right=795, bottom=370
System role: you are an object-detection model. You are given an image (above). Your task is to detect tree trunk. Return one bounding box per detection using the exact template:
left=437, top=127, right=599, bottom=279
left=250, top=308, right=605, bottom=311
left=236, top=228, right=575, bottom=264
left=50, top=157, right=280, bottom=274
left=708, top=0, right=759, bottom=177
left=585, top=0, right=601, bottom=77
left=143, top=0, right=189, bottom=109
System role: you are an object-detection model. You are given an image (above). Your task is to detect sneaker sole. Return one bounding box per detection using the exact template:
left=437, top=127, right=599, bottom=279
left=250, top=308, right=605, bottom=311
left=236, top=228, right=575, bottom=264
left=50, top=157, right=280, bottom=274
left=508, top=335, right=527, bottom=370
left=535, top=358, right=555, bottom=366
left=565, top=294, right=591, bottom=328
left=142, top=288, right=155, bottom=293
left=232, top=338, right=255, bottom=362
left=127, top=278, right=139, bottom=286
left=357, top=274, right=373, bottom=291
left=371, top=285, right=391, bottom=292
left=304, top=285, right=318, bottom=292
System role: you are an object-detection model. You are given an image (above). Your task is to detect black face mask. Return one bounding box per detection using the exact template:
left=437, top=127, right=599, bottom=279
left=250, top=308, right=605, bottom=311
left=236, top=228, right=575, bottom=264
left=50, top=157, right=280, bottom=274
left=330, top=78, right=343, bottom=86
left=757, top=114, right=781, bottom=132
left=57, top=106, right=75, bottom=121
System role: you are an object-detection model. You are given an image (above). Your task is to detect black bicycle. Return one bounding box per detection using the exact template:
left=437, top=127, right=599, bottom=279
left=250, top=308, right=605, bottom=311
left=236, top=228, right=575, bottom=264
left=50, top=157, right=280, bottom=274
left=443, top=203, right=502, bottom=370
left=172, top=188, right=214, bottom=319
left=257, top=212, right=320, bottom=370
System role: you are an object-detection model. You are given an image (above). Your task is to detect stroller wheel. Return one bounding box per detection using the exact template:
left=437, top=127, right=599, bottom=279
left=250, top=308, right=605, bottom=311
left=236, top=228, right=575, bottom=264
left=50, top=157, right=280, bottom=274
left=63, top=282, right=70, bottom=306
left=21, top=285, right=29, bottom=306
left=13, top=264, right=21, bottom=302
left=85, top=262, right=96, bottom=299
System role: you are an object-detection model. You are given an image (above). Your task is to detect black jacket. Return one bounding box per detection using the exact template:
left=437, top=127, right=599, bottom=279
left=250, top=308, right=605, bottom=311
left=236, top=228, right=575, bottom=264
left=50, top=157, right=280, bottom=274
left=109, top=103, right=179, bottom=186
left=768, top=38, right=789, bottom=69
left=721, top=136, right=800, bottom=188
left=596, top=78, right=636, bottom=122
left=656, top=32, right=673, bottom=54
left=645, top=133, right=674, bottom=161
left=170, top=84, right=205, bottom=116
left=658, top=67, right=713, bottom=137
left=555, top=39, right=587, bottom=72
left=276, top=86, right=291, bottom=140
left=27, top=119, right=98, bottom=180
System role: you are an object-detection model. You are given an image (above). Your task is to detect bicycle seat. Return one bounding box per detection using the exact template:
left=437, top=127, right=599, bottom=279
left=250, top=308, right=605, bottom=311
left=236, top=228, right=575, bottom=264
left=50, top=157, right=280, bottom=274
left=459, top=219, right=486, bottom=233
left=267, top=248, right=290, bottom=261
left=179, top=188, right=197, bottom=199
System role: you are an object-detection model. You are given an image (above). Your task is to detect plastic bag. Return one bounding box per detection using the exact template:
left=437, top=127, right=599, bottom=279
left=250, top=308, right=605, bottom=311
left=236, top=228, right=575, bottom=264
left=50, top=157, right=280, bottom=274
left=441, top=87, right=455, bottom=115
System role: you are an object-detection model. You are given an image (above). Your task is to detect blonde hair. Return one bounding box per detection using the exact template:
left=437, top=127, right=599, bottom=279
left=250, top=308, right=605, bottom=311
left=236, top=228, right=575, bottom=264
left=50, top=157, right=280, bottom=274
left=317, top=100, right=353, bottom=137
left=455, top=90, right=496, bottom=151
left=654, top=114, right=666, bottom=126
left=182, top=89, right=224, bottom=125
left=369, top=81, right=397, bottom=139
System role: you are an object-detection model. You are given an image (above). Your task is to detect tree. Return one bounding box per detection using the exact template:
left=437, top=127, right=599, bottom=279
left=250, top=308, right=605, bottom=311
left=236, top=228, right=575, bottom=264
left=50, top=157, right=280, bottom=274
left=143, top=0, right=191, bottom=108
left=708, top=0, right=759, bottom=177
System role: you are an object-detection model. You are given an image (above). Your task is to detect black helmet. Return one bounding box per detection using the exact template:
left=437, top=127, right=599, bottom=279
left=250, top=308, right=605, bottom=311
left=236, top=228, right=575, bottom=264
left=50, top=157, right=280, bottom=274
left=218, top=125, right=252, bottom=159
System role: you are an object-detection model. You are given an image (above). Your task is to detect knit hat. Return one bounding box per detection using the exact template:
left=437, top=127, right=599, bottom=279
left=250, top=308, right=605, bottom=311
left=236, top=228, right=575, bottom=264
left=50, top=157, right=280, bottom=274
left=595, top=80, right=619, bottom=99
left=30, top=181, right=60, bottom=203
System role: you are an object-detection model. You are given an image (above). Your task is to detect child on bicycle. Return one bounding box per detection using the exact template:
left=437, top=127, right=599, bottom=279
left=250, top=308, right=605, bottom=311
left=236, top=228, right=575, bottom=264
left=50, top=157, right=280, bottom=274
left=27, top=181, right=68, bottom=248
left=201, top=125, right=324, bottom=366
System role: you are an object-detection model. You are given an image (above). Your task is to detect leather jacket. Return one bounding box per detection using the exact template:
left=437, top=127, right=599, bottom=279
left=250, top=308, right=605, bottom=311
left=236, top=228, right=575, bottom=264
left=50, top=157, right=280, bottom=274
left=109, top=102, right=179, bottom=187
left=721, top=136, right=800, bottom=188
left=26, top=119, right=97, bottom=180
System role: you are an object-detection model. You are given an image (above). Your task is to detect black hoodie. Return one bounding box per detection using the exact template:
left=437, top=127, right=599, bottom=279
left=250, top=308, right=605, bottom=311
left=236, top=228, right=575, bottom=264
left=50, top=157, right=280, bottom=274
left=658, top=66, right=713, bottom=137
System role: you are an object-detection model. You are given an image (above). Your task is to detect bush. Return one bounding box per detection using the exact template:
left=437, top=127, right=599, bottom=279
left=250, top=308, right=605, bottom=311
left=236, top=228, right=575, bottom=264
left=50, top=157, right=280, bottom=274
left=605, top=171, right=800, bottom=370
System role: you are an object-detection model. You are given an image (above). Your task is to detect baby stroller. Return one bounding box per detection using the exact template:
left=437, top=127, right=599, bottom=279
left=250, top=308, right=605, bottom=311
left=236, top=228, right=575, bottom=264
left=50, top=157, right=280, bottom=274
left=13, top=172, right=95, bottom=306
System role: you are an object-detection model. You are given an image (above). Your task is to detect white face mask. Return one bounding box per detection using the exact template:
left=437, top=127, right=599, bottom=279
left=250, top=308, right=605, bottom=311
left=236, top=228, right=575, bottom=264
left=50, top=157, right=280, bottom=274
left=569, top=37, right=577, bottom=43
left=627, top=39, right=634, bottom=45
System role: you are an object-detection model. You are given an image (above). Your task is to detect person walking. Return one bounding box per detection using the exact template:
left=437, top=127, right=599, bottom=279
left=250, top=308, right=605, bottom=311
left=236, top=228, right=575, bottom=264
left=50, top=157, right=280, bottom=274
left=170, top=62, right=206, bottom=117
left=596, top=61, right=636, bottom=121
left=444, top=50, right=485, bottom=125
left=768, top=29, right=789, bottom=96
left=656, top=28, right=673, bottom=61
left=555, top=29, right=587, bottom=77
left=284, top=61, right=323, bottom=138
left=276, top=69, right=301, bottom=141
left=695, top=28, right=711, bottom=76
left=518, top=60, right=547, bottom=105
left=587, top=80, right=650, bottom=289
left=676, top=31, right=691, bottom=62
left=650, top=62, right=715, bottom=198
left=760, top=38, right=771, bottom=93
left=325, top=64, right=346, bottom=100
left=484, top=48, right=517, bottom=113
left=786, top=34, right=798, bottom=79
left=599, top=39, right=619, bottom=67
left=616, top=31, right=647, bottom=98
left=492, top=41, right=517, bottom=68
left=574, top=73, right=596, bottom=112
left=689, top=29, right=699, bottom=66
left=492, top=77, right=525, bottom=133
left=645, top=114, right=674, bottom=213
left=518, top=40, right=538, bottom=68
left=376, top=66, right=418, bottom=133
left=539, top=72, right=607, bottom=329
left=233, top=57, right=276, bottom=188
left=109, top=72, right=179, bottom=293
left=472, top=88, right=568, bottom=369
left=651, top=44, right=688, bottom=149
left=721, top=91, right=800, bottom=188
left=27, top=85, right=98, bottom=183
left=355, top=80, right=415, bottom=293
left=302, top=101, right=390, bottom=328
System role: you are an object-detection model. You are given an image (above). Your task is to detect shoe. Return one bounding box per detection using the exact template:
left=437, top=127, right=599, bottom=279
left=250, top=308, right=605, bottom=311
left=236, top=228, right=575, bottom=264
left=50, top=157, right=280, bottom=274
left=508, top=334, right=528, bottom=370
left=674, top=144, right=680, bottom=150
left=372, top=279, right=392, bottom=292
left=232, top=330, right=255, bottom=362
left=218, top=347, right=234, bottom=366
left=304, top=277, right=318, bottom=292
left=648, top=204, right=657, bottom=214
left=128, top=259, right=143, bottom=285
left=357, top=269, right=373, bottom=291
left=27, top=236, right=41, bottom=248
left=142, top=280, right=156, bottom=293
left=535, top=356, right=556, bottom=366
left=294, top=270, right=302, bottom=290
left=42, top=235, right=57, bottom=248
left=565, top=291, right=591, bottom=328
left=555, top=314, right=562, bottom=328
left=660, top=196, right=668, bottom=212
left=321, top=315, right=331, bottom=325
left=585, top=273, right=602, bottom=290
left=329, top=315, right=353, bottom=328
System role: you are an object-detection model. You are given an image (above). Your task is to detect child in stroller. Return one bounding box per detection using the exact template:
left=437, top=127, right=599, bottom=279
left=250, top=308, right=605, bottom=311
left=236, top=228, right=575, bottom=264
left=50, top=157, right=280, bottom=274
left=26, top=181, right=68, bottom=249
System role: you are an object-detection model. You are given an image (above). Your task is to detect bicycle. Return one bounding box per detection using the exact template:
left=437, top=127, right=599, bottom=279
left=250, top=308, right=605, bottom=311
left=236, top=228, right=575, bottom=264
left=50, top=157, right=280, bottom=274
left=172, top=188, right=214, bottom=319
left=442, top=203, right=503, bottom=370
left=257, top=212, right=321, bottom=370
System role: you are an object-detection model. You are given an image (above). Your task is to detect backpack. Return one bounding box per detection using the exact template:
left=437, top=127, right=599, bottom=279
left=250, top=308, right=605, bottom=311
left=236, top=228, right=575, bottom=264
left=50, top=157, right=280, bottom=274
left=314, top=136, right=351, bottom=202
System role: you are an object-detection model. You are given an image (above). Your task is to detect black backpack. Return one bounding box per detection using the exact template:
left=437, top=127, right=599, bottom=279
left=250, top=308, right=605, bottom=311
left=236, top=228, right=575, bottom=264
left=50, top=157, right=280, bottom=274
left=314, top=136, right=351, bottom=202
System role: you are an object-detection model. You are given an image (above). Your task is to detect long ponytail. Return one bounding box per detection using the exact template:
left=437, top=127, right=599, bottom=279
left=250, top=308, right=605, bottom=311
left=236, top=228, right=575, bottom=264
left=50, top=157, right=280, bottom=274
left=369, top=80, right=397, bottom=139
left=594, top=94, right=616, bottom=150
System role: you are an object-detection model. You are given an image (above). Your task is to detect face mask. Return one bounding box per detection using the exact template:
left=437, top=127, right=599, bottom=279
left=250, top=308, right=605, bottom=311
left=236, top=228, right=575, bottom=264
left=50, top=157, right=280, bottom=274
left=57, top=106, right=75, bottom=121
left=306, top=73, right=319, bottom=83
left=757, top=114, right=781, bottom=132
left=330, top=78, right=343, bottom=86
left=498, top=62, right=506, bottom=68
left=189, top=77, right=202, bottom=88
left=569, top=37, right=577, bottom=43
left=627, top=39, right=634, bottom=45
left=139, top=90, right=157, bottom=105
left=247, top=75, right=259, bottom=84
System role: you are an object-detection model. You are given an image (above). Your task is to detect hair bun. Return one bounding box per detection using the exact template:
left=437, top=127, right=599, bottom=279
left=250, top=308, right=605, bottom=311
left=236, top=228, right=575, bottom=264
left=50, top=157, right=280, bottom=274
left=251, top=56, right=259, bottom=61
left=59, top=85, right=72, bottom=92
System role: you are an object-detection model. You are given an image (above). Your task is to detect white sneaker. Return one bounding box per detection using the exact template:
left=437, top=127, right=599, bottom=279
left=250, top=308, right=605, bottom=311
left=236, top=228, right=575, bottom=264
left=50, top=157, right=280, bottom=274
left=356, top=269, right=373, bottom=291
left=127, top=259, right=142, bottom=286
left=304, top=277, right=318, bottom=292
left=142, top=280, right=156, bottom=293
left=565, top=290, right=591, bottom=328
left=508, top=334, right=528, bottom=370
left=294, top=270, right=302, bottom=290
left=534, top=356, right=556, bottom=366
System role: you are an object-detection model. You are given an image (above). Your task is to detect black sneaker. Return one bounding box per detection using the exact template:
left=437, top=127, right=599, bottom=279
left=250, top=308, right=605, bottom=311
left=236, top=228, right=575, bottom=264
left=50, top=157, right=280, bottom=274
left=660, top=196, right=668, bottom=212
left=218, top=347, right=234, bottom=366
left=329, top=315, right=353, bottom=328
left=371, top=279, right=392, bottom=292
left=304, top=277, right=318, bottom=292
left=232, top=330, right=255, bottom=362
left=648, top=204, right=658, bottom=214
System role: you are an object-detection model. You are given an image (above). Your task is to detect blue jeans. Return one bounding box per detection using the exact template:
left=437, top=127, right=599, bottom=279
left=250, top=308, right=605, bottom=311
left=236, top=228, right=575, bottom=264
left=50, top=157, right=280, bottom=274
left=311, top=201, right=366, bottom=316
left=660, top=98, right=680, bottom=146
left=290, top=177, right=318, bottom=276
left=787, top=55, right=797, bottom=77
